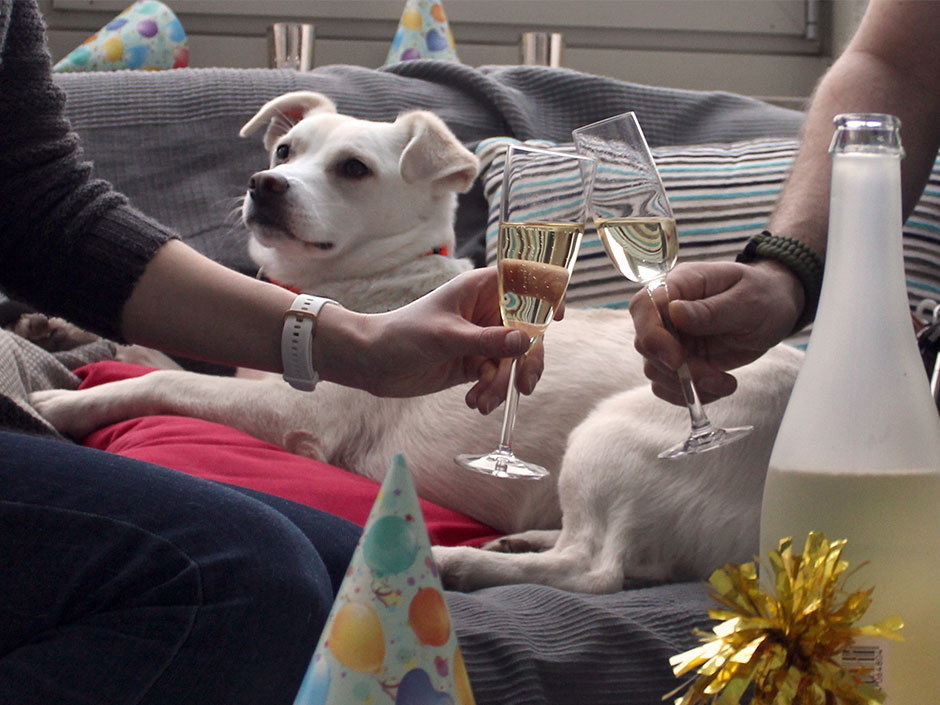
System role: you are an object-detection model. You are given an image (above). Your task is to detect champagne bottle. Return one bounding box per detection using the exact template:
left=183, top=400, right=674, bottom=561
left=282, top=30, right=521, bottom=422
left=759, top=114, right=940, bottom=703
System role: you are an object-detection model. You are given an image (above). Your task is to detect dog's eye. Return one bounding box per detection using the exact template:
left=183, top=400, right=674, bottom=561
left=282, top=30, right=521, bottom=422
left=274, top=144, right=290, bottom=163
left=338, top=158, right=371, bottom=180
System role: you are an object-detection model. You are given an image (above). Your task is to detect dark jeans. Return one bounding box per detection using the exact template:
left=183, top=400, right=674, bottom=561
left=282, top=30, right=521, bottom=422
left=0, top=431, right=362, bottom=704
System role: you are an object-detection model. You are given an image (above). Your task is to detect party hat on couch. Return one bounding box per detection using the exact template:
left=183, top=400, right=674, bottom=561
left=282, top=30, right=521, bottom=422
left=385, top=0, right=460, bottom=65
left=54, top=0, right=188, bottom=73
left=295, top=454, right=475, bottom=705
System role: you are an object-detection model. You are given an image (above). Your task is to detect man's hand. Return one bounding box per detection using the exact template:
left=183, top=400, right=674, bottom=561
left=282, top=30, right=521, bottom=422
left=629, top=260, right=803, bottom=405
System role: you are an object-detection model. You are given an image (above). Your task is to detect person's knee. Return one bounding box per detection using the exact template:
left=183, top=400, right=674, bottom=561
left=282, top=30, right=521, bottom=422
left=142, top=500, right=335, bottom=702
left=181, top=495, right=335, bottom=632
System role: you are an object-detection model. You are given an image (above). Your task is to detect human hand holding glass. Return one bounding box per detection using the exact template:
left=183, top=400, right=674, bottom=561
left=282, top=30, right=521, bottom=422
left=573, top=112, right=752, bottom=458
left=455, top=145, right=596, bottom=479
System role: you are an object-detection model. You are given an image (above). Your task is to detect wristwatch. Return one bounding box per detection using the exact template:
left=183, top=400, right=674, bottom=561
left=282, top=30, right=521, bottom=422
left=281, top=293, right=340, bottom=391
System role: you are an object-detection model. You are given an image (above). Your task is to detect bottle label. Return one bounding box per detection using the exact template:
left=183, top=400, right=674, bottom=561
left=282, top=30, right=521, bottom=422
left=837, top=637, right=888, bottom=692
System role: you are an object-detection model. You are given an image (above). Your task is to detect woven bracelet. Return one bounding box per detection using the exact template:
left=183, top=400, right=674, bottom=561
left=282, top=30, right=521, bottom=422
left=735, top=230, right=824, bottom=333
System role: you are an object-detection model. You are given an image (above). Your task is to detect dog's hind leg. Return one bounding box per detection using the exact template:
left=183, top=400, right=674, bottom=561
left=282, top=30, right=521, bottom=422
left=433, top=437, right=645, bottom=594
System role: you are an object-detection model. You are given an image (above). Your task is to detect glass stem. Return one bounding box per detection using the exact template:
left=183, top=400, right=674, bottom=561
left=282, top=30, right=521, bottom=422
left=676, top=363, right=713, bottom=436
left=497, top=357, right=522, bottom=451
left=646, top=280, right=715, bottom=438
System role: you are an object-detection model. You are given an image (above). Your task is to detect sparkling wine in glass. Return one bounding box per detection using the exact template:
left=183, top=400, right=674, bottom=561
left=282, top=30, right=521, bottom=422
left=455, top=145, right=596, bottom=479
left=573, top=112, right=752, bottom=458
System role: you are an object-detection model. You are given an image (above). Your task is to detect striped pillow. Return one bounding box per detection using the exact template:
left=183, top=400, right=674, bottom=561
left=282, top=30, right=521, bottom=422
left=477, top=137, right=940, bottom=346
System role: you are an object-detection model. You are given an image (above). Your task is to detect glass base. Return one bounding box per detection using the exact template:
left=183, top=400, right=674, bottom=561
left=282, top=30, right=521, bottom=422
left=658, top=425, right=753, bottom=460
left=455, top=449, right=549, bottom=480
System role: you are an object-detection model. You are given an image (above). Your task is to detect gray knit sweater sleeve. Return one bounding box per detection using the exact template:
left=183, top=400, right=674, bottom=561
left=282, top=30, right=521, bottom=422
left=0, top=0, right=174, bottom=341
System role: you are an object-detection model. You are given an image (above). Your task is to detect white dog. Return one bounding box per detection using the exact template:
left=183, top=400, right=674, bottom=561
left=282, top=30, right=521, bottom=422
left=30, top=92, right=802, bottom=593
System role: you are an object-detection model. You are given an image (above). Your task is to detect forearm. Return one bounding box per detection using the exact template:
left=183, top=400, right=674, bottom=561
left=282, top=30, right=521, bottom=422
left=123, top=250, right=535, bottom=403
left=771, top=58, right=940, bottom=253
left=770, top=0, right=940, bottom=256
left=121, top=240, right=298, bottom=372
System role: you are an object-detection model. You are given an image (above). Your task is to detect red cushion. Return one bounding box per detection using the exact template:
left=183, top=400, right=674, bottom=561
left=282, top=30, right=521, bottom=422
left=77, top=361, right=500, bottom=547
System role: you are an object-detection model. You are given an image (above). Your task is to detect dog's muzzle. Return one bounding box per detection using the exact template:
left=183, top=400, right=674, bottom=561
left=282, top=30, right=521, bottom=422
left=243, top=171, right=334, bottom=251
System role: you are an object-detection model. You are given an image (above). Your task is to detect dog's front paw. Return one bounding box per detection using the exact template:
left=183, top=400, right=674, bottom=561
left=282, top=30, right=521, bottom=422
left=431, top=545, right=483, bottom=592
left=29, top=388, right=113, bottom=440
left=482, top=529, right=560, bottom=553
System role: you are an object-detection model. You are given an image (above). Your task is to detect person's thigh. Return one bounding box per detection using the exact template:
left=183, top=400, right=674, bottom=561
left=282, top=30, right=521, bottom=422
left=0, top=431, right=359, bottom=705
left=222, top=483, right=361, bottom=594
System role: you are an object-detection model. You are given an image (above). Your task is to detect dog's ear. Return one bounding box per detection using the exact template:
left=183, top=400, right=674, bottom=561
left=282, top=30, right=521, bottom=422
left=396, top=111, right=480, bottom=193
left=239, top=91, right=337, bottom=151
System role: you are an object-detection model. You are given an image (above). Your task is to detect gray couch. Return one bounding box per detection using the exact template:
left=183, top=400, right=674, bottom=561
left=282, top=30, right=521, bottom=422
left=53, top=62, right=806, bottom=272
left=15, top=63, right=813, bottom=705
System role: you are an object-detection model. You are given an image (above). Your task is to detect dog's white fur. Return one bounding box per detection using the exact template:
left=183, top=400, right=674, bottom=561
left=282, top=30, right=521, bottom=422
left=30, top=93, right=802, bottom=593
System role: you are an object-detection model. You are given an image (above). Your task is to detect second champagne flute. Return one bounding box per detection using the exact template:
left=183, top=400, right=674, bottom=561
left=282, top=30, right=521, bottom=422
left=455, top=144, right=596, bottom=479
left=573, top=111, right=752, bottom=458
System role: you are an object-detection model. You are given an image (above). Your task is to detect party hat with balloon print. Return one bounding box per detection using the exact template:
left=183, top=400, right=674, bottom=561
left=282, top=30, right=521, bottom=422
left=295, top=454, right=475, bottom=705
left=53, top=0, right=188, bottom=73
left=385, top=0, right=460, bottom=65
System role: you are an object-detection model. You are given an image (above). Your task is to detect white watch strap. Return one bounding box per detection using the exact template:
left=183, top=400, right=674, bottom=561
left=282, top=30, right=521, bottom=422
left=281, top=294, right=339, bottom=391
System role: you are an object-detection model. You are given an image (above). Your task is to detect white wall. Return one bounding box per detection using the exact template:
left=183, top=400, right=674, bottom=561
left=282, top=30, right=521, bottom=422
left=40, top=0, right=870, bottom=104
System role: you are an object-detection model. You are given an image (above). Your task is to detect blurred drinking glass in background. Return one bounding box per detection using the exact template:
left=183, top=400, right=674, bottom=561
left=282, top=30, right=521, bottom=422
left=268, top=22, right=315, bottom=71
left=520, top=31, right=563, bottom=67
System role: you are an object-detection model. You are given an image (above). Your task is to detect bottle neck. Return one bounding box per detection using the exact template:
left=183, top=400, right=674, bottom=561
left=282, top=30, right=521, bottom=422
left=820, top=113, right=907, bottom=321
left=828, top=113, right=904, bottom=157
left=817, top=151, right=907, bottom=327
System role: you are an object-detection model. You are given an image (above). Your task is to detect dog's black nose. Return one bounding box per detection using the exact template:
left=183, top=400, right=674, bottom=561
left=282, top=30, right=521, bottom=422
left=248, top=171, right=289, bottom=200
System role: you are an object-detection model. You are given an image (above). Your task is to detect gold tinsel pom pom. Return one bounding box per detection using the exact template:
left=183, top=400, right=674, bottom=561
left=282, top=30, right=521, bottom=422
left=668, top=532, right=903, bottom=705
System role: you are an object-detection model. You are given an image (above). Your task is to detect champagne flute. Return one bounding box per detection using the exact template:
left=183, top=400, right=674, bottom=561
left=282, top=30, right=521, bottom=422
left=573, top=112, right=752, bottom=458
left=455, top=145, right=596, bottom=479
